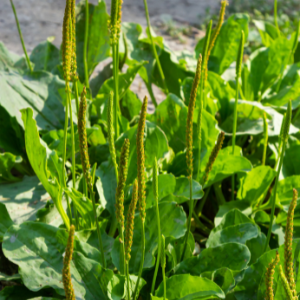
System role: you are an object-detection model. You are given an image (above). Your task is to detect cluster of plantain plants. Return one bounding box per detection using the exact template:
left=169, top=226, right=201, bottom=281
left=0, top=0, right=300, bottom=299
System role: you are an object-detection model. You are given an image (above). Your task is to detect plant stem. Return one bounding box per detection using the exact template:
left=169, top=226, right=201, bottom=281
left=181, top=175, right=193, bottom=261
left=10, top=0, right=33, bottom=72
left=126, top=262, right=131, bottom=300
left=73, top=80, right=80, bottom=115
left=119, top=226, right=126, bottom=275
left=213, top=182, right=226, bottom=205
left=112, top=44, right=120, bottom=138
left=274, top=0, right=280, bottom=35
left=262, top=113, right=268, bottom=166
left=62, top=92, right=73, bottom=225
left=161, top=235, right=166, bottom=300
left=68, top=97, right=79, bottom=230
left=143, top=0, right=168, bottom=95
left=133, top=220, right=145, bottom=300
left=151, top=159, right=162, bottom=294
left=90, top=189, right=106, bottom=268
left=231, top=31, right=244, bottom=201
left=84, top=0, right=90, bottom=90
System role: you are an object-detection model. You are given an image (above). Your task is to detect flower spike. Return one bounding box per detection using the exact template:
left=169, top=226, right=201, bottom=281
left=125, top=179, right=138, bottom=262
left=186, top=55, right=202, bottom=177
left=137, top=96, right=148, bottom=221
left=202, top=131, right=225, bottom=185
left=265, top=251, right=280, bottom=300
left=279, top=265, right=297, bottom=300
left=78, top=87, right=92, bottom=190
left=115, top=138, right=130, bottom=229
left=284, top=188, right=298, bottom=296
left=62, top=225, right=76, bottom=300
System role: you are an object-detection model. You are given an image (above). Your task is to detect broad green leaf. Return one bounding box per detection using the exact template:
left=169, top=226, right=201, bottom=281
left=112, top=202, right=187, bottom=273
left=243, top=37, right=292, bottom=99
left=282, top=144, right=300, bottom=178
left=21, top=108, right=69, bottom=228
left=206, top=223, right=258, bottom=248
left=0, top=176, right=57, bottom=225
left=221, top=100, right=299, bottom=136
left=95, top=161, right=117, bottom=218
left=237, top=166, right=276, bottom=207
left=120, top=90, right=142, bottom=122
left=30, top=38, right=60, bottom=72
left=0, top=41, right=24, bottom=69
left=0, top=153, right=22, bottom=183
left=115, top=121, right=169, bottom=183
left=0, top=203, right=13, bottom=242
left=174, top=243, right=250, bottom=276
left=2, top=222, right=119, bottom=299
left=246, top=232, right=267, bottom=264
left=201, top=268, right=235, bottom=295
left=65, top=188, right=95, bottom=229
left=276, top=175, right=300, bottom=205
left=196, top=14, right=249, bottom=75
left=155, top=274, right=225, bottom=299
left=253, top=20, right=279, bottom=47
left=76, top=0, right=110, bottom=82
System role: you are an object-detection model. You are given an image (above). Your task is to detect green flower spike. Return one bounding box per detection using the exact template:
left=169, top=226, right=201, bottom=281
left=109, top=0, right=123, bottom=45
left=265, top=251, right=280, bottom=300
left=284, top=188, right=298, bottom=296
left=137, top=96, right=148, bottom=222
left=202, top=131, right=225, bottom=185
left=115, top=138, right=130, bottom=230
left=207, top=0, right=228, bottom=62
left=125, top=179, right=138, bottom=263
left=78, top=87, right=92, bottom=190
left=70, top=0, right=77, bottom=81
left=186, top=54, right=202, bottom=178
left=62, top=225, right=76, bottom=300
left=279, top=265, right=297, bottom=300
left=62, top=0, right=72, bottom=86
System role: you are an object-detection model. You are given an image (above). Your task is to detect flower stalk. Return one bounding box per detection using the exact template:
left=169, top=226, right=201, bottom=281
left=151, top=158, right=162, bottom=294
left=78, top=87, right=106, bottom=268
left=231, top=30, right=244, bottom=200
left=10, top=0, right=33, bottom=72
left=161, top=234, right=167, bottom=300
left=262, top=113, right=268, bottom=166
left=279, top=265, right=297, bottom=300
left=115, top=138, right=130, bottom=275
left=62, top=225, right=76, bottom=300
left=182, top=55, right=202, bottom=261
left=264, top=101, right=292, bottom=252
left=133, top=96, right=148, bottom=300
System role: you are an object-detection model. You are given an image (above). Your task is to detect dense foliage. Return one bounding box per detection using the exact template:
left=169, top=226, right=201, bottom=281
left=0, top=0, right=300, bottom=299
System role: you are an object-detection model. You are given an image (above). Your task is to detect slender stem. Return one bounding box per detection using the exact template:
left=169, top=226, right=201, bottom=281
left=161, top=235, right=166, bottom=300
left=133, top=220, right=145, bottom=300
left=151, top=162, right=162, bottom=294
left=262, top=113, right=268, bottom=166
left=84, top=0, right=90, bottom=89
left=119, top=226, right=126, bottom=275
left=192, top=212, right=211, bottom=235
left=10, top=0, right=33, bottom=72
left=68, top=97, right=79, bottom=230
left=126, top=262, right=131, bottom=300
left=213, top=182, right=226, bottom=205
left=196, top=186, right=211, bottom=215
left=264, top=141, right=286, bottom=252
left=143, top=0, right=168, bottom=95
left=62, top=92, right=73, bottom=224
left=73, top=80, right=80, bottom=115
left=90, top=189, right=106, bottom=268
left=112, top=44, right=120, bottom=138
left=274, top=0, right=280, bottom=35
left=181, top=176, right=193, bottom=261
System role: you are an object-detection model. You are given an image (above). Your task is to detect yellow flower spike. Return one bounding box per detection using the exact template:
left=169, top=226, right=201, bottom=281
left=137, top=96, right=148, bottom=222
left=70, top=0, right=77, bottom=80
left=186, top=54, right=202, bottom=178
left=265, top=251, right=280, bottom=300
left=125, top=179, right=138, bottom=263
left=78, top=87, right=92, bottom=190
left=62, top=225, right=76, bottom=300
left=284, top=188, right=298, bottom=296
left=115, top=138, right=130, bottom=230
left=202, top=131, right=225, bottom=186
left=279, top=265, right=297, bottom=300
